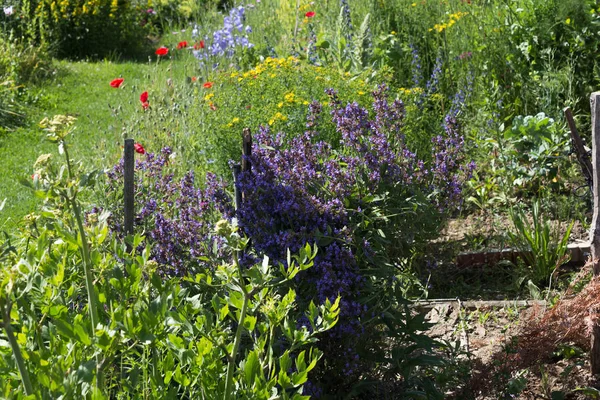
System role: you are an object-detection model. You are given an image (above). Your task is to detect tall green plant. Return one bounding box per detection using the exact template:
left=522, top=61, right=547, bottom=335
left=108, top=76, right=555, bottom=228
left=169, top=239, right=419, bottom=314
left=0, top=116, right=339, bottom=398
left=508, top=200, right=573, bottom=287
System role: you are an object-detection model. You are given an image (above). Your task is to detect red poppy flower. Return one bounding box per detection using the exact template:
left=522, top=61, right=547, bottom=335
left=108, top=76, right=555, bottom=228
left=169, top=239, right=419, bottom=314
left=110, top=78, right=124, bottom=88
left=194, top=40, right=205, bottom=50
left=142, top=102, right=150, bottom=110
left=134, top=143, right=146, bottom=154
left=155, top=46, right=169, bottom=56
left=176, top=41, right=188, bottom=49
left=191, top=76, right=197, bottom=82
left=305, top=11, right=315, bottom=18
left=203, top=82, right=213, bottom=89
left=140, top=91, right=148, bottom=103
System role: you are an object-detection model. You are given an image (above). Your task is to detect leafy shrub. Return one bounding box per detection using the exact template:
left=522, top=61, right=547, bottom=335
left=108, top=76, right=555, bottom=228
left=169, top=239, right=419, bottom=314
left=14, top=0, right=149, bottom=58
left=0, top=32, right=52, bottom=129
left=502, top=113, right=571, bottom=195
left=508, top=200, right=573, bottom=287
left=102, top=84, right=473, bottom=396
left=188, top=56, right=375, bottom=177
left=0, top=115, right=339, bottom=398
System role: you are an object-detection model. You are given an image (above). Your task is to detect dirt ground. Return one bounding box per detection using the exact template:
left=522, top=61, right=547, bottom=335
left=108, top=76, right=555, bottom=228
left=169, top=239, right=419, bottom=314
left=422, top=300, right=599, bottom=399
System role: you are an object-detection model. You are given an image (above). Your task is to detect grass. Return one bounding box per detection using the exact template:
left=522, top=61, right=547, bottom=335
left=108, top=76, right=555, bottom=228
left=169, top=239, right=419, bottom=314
left=0, top=58, right=173, bottom=230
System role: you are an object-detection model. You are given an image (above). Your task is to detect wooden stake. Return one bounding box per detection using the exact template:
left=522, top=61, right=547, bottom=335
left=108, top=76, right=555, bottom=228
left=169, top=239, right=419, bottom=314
left=123, top=139, right=135, bottom=242
left=242, top=128, right=252, bottom=173
left=593, top=310, right=600, bottom=375
left=589, top=92, right=600, bottom=375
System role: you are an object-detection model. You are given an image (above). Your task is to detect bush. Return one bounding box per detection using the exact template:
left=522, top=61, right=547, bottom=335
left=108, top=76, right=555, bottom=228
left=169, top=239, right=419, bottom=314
left=0, top=115, right=339, bottom=398
left=14, top=0, right=149, bottom=58
left=0, top=32, right=52, bottom=129
left=103, top=84, right=473, bottom=396
left=187, top=56, right=377, bottom=177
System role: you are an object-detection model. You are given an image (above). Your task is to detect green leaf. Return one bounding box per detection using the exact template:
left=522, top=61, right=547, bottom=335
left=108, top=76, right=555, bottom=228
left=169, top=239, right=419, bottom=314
left=244, top=350, right=261, bottom=385
left=74, top=322, right=91, bottom=345
left=277, top=369, right=292, bottom=389
left=228, top=291, right=244, bottom=309
left=54, top=319, right=75, bottom=340
left=279, top=351, right=292, bottom=372
left=220, top=304, right=230, bottom=321
left=243, top=315, right=257, bottom=331
left=164, top=370, right=173, bottom=385
left=316, top=39, right=330, bottom=49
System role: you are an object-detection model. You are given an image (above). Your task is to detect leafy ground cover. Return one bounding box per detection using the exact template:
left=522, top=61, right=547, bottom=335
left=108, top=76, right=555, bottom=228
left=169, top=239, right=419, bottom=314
left=1, top=0, right=600, bottom=398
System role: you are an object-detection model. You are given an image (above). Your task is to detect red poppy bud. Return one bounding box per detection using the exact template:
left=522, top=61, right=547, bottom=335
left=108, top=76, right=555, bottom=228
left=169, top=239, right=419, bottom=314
left=305, top=11, right=315, bottom=18
left=155, top=47, right=169, bottom=56
left=134, top=143, right=146, bottom=154
left=140, top=91, right=149, bottom=103
left=110, top=78, right=124, bottom=88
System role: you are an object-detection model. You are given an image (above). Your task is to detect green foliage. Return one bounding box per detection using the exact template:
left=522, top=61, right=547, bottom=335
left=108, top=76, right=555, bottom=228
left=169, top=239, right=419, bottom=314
left=0, top=33, right=52, bottom=129
left=0, top=117, right=338, bottom=398
left=185, top=56, right=374, bottom=178
left=508, top=200, right=573, bottom=287
left=502, top=113, right=571, bottom=194
left=14, top=0, right=150, bottom=59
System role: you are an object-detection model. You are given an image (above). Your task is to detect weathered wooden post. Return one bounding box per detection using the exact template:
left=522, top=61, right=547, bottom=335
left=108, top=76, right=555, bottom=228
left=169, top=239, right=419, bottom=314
left=123, top=138, right=135, bottom=244
left=589, top=92, right=600, bottom=374
left=242, top=127, right=252, bottom=174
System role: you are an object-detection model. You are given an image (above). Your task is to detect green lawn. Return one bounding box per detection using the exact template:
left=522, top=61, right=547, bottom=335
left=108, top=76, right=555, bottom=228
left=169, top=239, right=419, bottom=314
left=0, top=59, right=172, bottom=230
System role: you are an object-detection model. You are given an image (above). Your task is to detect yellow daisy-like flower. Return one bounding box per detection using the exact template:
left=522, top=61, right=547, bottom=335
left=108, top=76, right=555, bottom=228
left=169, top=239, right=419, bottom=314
left=284, top=92, right=295, bottom=103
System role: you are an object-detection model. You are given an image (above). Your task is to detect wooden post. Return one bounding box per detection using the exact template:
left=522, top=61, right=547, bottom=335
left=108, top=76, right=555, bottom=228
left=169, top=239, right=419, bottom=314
left=242, top=128, right=252, bottom=173
left=123, top=139, right=135, bottom=242
left=589, top=92, right=600, bottom=375
left=564, top=107, right=593, bottom=190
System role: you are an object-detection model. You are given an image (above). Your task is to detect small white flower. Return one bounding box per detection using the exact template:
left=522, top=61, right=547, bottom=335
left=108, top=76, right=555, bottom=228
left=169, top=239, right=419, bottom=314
left=3, top=6, right=14, bottom=16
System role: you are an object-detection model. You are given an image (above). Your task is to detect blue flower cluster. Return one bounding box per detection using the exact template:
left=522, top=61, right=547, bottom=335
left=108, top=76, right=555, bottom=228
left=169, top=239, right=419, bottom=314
left=226, top=85, right=470, bottom=387
left=193, top=6, right=253, bottom=61
left=105, top=147, right=231, bottom=276
left=103, top=86, right=472, bottom=395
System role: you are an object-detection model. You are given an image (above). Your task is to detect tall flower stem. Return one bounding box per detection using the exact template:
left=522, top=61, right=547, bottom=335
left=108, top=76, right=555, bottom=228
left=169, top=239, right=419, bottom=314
left=62, top=139, right=102, bottom=390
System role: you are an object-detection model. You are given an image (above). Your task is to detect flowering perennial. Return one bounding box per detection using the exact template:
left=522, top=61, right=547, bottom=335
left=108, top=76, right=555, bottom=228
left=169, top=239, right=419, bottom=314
left=193, top=6, right=253, bottom=62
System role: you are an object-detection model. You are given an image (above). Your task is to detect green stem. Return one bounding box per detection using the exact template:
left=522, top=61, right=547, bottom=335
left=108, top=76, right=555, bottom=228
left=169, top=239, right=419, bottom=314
left=71, top=200, right=99, bottom=330
left=71, top=199, right=103, bottom=390
left=223, top=252, right=249, bottom=400
left=1, top=298, right=35, bottom=396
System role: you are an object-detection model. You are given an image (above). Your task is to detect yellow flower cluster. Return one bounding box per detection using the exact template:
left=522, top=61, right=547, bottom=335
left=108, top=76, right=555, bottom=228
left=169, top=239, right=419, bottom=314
left=268, top=112, right=288, bottom=126
left=227, top=117, right=240, bottom=128
left=236, top=57, right=300, bottom=81
left=37, top=0, right=116, bottom=22
left=398, top=87, right=424, bottom=96
left=430, top=11, right=468, bottom=33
